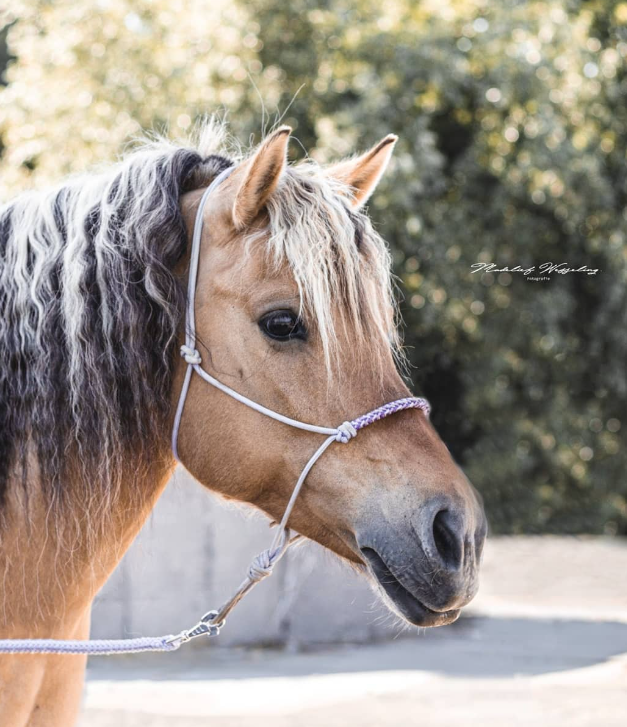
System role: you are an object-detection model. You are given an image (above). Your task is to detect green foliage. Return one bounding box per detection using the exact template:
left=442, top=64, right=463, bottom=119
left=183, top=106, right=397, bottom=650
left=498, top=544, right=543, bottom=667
left=1, top=0, right=625, bottom=534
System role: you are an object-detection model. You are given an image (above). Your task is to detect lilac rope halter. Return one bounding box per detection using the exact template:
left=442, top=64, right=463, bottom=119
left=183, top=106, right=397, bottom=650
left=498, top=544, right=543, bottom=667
left=0, top=166, right=430, bottom=656
left=167, top=166, right=431, bottom=647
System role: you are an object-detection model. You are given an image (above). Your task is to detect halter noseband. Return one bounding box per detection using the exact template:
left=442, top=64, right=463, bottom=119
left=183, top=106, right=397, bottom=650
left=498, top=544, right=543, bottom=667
left=169, top=165, right=431, bottom=645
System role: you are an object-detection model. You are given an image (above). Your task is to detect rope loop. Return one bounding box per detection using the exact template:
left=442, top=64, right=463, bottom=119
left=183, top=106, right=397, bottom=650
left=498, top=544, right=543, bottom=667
left=180, top=345, right=202, bottom=365
left=336, top=420, right=358, bottom=443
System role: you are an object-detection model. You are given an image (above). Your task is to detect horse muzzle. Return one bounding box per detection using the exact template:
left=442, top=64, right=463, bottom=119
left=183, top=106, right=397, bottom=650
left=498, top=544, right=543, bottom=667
left=357, top=495, right=487, bottom=627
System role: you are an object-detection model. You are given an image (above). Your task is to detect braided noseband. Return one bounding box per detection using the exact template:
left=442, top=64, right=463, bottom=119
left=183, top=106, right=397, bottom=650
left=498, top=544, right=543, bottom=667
left=0, top=165, right=430, bottom=656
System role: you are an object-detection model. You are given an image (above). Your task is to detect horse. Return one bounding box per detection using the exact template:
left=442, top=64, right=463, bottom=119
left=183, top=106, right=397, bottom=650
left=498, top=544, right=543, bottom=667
left=0, top=120, right=487, bottom=726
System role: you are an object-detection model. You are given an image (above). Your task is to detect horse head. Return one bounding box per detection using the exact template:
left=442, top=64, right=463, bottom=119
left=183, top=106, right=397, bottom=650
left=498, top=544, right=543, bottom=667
left=174, top=127, right=487, bottom=627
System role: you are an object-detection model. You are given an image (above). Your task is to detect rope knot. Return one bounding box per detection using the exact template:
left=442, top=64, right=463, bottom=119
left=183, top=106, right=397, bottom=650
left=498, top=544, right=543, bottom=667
left=180, top=345, right=202, bottom=365
left=247, top=549, right=274, bottom=583
left=336, top=421, right=358, bottom=443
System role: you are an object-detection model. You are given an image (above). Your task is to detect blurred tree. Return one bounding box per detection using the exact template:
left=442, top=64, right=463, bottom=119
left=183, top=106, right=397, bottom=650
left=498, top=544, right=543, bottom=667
left=1, top=0, right=625, bottom=534
left=240, top=0, right=627, bottom=534
left=0, top=23, right=11, bottom=84
left=0, top=0, right=271, bottom=197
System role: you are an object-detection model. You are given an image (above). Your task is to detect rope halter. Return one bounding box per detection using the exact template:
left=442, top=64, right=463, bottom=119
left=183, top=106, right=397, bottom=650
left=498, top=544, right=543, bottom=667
left=168, top=165, right=431, bottom=646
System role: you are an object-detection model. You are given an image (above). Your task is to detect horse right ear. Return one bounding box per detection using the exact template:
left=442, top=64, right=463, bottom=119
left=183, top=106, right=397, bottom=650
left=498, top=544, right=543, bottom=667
left=232, top=126, right=291, bottom=230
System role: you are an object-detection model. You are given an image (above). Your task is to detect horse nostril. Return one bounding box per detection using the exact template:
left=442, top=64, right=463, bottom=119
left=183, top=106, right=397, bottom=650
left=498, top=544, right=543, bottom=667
left=432, top=509, right=463, bottom=570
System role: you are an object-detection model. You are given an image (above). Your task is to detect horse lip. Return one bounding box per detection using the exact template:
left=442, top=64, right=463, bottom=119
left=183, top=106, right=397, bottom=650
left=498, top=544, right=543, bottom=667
left=360, top=546, right=460, bottom=627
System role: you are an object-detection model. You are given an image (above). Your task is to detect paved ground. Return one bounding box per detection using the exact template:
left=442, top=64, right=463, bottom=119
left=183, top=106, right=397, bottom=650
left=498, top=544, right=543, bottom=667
left=80, top=537, right=627, bottom=726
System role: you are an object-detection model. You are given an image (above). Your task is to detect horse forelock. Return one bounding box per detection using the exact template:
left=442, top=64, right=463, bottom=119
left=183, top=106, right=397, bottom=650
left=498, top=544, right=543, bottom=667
left=0, top=120, right=401, bottom=529
left=250, top=165, right=401, bottom=376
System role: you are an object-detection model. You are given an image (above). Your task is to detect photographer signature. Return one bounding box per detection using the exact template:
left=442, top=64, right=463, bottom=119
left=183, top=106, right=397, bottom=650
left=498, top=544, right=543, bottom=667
left=470, top=262, right=599, bottom=279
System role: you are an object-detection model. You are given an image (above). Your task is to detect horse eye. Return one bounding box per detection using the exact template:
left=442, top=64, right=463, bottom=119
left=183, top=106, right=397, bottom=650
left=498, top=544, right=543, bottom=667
left=259, top=310, right=306, bottom=342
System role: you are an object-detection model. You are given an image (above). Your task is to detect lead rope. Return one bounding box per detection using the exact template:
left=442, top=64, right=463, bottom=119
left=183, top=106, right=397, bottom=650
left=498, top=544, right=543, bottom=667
left=0, top=167, right=430, bottom=655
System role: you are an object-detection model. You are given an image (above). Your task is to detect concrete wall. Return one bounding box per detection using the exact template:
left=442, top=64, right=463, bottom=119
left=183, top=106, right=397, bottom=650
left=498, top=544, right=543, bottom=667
left=92, top=468, right=397, bottom=647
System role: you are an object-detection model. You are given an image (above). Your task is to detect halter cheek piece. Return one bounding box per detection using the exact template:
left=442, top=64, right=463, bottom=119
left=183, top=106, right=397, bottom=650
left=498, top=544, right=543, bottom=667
left=0, top=166, right=430, bottom=656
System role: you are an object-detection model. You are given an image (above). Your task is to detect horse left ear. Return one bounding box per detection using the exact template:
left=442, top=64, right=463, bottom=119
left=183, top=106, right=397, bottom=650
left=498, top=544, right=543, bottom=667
left=232, top=125, right=291, bottom=230
left=326, top=134, right=398, bottom=208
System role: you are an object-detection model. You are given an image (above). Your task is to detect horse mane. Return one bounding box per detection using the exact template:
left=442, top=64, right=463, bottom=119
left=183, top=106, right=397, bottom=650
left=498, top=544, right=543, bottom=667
left=0, top=120, right=399, bottom=521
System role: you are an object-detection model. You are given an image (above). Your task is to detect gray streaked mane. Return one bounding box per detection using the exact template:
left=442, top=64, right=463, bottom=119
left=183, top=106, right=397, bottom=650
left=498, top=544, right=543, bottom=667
left=0, top=132, right=230, bottom=514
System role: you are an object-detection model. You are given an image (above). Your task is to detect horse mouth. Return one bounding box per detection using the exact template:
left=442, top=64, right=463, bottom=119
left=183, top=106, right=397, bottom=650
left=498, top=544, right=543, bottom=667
left=360, top=547, right=460, bottom=628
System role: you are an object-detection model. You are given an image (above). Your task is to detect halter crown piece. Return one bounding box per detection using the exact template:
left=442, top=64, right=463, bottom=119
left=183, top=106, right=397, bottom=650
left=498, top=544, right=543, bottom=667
left=0, top=165, right=430, bottom=656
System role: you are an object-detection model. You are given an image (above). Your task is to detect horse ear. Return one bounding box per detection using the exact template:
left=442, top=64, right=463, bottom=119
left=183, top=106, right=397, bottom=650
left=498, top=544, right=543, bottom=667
left=232, top=126, right=291, bottom=229
left=326, top=134, right=398, bottom=208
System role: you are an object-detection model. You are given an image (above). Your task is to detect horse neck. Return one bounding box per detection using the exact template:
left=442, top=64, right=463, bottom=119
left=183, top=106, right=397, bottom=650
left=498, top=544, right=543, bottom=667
left=0, top=456, right=174, bottom=633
